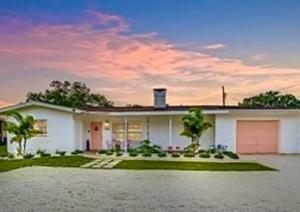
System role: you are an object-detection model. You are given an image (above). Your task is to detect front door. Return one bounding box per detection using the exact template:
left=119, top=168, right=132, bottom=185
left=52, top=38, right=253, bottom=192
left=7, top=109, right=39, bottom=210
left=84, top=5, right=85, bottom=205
left=90, top=122, right=102, bottom=150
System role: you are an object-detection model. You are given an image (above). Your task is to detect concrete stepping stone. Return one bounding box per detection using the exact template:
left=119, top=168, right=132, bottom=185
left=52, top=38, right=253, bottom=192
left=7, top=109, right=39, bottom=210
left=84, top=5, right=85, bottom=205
left=102, top=160, right=122, bottom=169
left=91, top=159, right=112, bottom=168
left=81, top=159, right=103, bottom=168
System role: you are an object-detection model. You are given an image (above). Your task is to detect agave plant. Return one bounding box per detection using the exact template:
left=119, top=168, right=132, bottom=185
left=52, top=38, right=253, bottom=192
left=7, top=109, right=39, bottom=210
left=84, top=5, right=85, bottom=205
left=2, top=111, right=41, bottom=155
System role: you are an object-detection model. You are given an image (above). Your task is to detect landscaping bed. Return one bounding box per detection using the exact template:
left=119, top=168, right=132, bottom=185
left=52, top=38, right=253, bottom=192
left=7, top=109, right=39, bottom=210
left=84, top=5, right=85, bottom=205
left=114, top=160, right=277, bottom=171
left=0, top=156, right=94, bottom=173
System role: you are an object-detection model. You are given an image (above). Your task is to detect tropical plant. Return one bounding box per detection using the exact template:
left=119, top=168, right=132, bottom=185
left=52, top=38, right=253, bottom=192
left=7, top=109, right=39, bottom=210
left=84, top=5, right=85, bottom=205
left=27, top=80, right=113, bottom=109
left=181, top=108, right=212, bottom=153
left=3, top=111, right=41, bottom=156
left=239, top=91, right=300, bottom=108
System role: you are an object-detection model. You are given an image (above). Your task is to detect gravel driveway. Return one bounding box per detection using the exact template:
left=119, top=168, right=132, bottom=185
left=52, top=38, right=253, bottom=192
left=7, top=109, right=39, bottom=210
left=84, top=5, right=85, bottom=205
left=0, top=155, right=300, bottom=212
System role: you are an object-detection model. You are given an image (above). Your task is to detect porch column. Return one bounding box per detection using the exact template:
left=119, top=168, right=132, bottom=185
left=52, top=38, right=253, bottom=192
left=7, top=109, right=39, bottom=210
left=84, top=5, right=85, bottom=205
left=169, top=117, right=173, bottom=147
left=124, top=117, right=128, bottom=152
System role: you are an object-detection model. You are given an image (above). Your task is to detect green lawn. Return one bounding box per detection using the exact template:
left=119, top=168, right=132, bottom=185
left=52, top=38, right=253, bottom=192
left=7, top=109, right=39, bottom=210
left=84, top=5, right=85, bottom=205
left=0, top=156, right=94, bottom=173
left=0, top=145, right=7, bottom=154
left=114, top=160, right=277, bottom=171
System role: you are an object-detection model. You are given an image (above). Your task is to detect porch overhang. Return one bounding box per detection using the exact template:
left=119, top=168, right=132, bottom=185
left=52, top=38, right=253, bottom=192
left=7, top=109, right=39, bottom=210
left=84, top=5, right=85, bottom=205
left=84, top=110, right=230, bottom=117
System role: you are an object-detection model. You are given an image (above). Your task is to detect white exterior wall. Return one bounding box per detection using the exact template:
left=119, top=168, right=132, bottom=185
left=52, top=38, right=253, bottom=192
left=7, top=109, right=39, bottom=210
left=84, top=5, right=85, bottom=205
left=7, top=107, right=77, bottom=154
left=149, top=115, right=215, bottom=149
left=215, top=112, right=300, bottom=153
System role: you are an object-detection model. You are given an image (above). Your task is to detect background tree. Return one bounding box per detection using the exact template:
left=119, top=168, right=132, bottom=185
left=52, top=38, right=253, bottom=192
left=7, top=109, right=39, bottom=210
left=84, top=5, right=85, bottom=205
left=239, top=91, right=300, bottom=108
left=3, top=111, right=40, bottom=155
left=181, top=108, right=212, bottom=153
left=27, top=80, right=114, bottom=109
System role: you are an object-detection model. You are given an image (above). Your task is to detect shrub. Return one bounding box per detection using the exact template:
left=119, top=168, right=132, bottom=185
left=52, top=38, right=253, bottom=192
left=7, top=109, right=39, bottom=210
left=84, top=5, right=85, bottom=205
left=8, top=153, right=14, bottom=159
left=23, top=153, right=34, bottom=159
left=171, top=152, right=181, bottom=158
left=129, top=152, right=138, bottom=157
left=142, top=152, right=152, bottom=157
left=59, top=151, right=66, bottom=156
left=40, top=152, right=51, bottom=157
left=184, top=152, right=195, bottom=157
left=214, top=152, right=224, bottom=159
left=98, top=149, right=107, bottom=154
left=37, top=149, right=46, bottom=155
left=198, top=149, right=207, bottom=154
left=116, top=152, right=123, bottom=157
left=158, top=151, right=167, bottom=157
left=136, top=140, right=162, bottom=154
left=105, top=150, right=114, bottom=156
left=199, top=152, right=210, bottom=158
left=224, top=151, right=239, bottom=159
left=207, top=148, right=216, bottom=154
left=0, top=153, right=9, bottom=158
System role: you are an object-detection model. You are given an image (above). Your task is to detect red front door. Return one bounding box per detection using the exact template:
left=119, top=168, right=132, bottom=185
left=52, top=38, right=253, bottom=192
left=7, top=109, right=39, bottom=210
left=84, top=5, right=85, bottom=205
left=90, top=122, right=102, bottom=150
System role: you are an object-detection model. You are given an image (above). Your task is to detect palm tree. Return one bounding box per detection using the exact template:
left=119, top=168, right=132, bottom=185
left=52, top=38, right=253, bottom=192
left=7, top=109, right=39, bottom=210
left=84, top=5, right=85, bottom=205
left=181, top=108, right=212, bottom=153
left=2, top=111, right=40, bottom=155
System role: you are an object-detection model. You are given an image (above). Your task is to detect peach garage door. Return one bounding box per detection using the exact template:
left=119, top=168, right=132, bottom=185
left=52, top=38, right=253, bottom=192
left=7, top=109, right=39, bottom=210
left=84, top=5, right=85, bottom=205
left=236, top=120, right=278, bottom=154
left=90, top=122, right=102, bottom=150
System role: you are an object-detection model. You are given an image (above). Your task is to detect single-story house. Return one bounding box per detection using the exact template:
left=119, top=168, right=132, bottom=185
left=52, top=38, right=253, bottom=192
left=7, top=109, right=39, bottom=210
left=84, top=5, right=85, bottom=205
left=1, top=88, right=300, bottom=154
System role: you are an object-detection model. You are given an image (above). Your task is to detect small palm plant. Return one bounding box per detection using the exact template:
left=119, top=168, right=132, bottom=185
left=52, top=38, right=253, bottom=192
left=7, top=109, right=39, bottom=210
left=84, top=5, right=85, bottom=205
left=2, top=111, right=41, bottom=156
left=181, top=108, right=212, bottom=153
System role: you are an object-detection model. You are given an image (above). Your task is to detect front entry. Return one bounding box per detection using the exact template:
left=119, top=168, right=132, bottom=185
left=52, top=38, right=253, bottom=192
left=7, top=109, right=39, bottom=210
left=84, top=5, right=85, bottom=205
left=90, top=122, right=102, bottom=150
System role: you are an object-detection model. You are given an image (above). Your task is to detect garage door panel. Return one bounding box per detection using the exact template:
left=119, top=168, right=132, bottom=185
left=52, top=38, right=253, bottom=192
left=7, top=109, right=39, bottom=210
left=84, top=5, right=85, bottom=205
left=237, top=121, right=278, bottom=154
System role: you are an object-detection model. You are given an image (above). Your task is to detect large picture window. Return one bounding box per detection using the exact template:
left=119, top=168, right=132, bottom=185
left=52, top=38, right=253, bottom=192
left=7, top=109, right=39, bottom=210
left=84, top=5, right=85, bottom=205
left=34, top=119, right=47, bottom=135
left=112, top=122, right=143, bottom=142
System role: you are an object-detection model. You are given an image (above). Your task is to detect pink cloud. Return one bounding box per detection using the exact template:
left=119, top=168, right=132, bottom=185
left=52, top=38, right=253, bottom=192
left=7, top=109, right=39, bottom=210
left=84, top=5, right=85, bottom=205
left=0, top=11, right=300, bottom=105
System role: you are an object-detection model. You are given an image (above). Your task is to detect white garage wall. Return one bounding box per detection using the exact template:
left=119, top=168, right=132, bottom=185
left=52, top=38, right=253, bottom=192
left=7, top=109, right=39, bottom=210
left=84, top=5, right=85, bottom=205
left=7, top=107, right=76, bottom=154
left=215, top=112, right=300, bottom=153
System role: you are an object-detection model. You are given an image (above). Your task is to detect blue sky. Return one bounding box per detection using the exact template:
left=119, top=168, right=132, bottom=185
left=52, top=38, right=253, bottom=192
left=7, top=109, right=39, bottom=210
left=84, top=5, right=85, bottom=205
left=0, top=0, right=300, bottom=106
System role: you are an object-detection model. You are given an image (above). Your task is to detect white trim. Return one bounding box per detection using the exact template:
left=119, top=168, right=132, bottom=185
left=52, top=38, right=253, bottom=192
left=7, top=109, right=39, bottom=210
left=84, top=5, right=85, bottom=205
left=169, top=117, right=172, bottom=147
left=108, top=110, right=229, bottom=116
left=124, top=117, right=128, bottom=152
left=0, top=101, right=84, bottom=114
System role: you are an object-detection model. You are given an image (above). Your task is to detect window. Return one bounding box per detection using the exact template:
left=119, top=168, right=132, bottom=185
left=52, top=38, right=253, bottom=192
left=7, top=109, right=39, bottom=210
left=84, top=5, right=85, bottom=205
left=112, top=122, right=143, bottom=142
left=34, top=119, right=47, bottom=135
left=128, top=122, right=143, bottom=142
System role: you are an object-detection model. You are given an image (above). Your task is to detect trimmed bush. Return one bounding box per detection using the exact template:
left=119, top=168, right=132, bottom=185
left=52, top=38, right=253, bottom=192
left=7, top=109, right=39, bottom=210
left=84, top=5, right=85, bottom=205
left=59, top=151, right=66, bottom=156
left=198, top=149, right=207, bottom=154
left=8, top=153, right=14, bottom=159
left=158, top=152, right=167, bottom=157
left=105, top=150, right=114, bottom=156
left=116, top=152, right=123, bottom=157
left=129, top=152, right=138, bottom=157
left=171, top=152, right=181, bottom=158
left=98, top=149, right=107, bottom=154
left=142, top=152, right=152, bottom=157
left=199, top=152, right=210, bottom=158
left=184, top=152, right=195, bottom=158
left=40, top=152, right=51, bottom=157
left=207, top=148, right=216, bottom=154
left=214, top=152, right=224, bottom=159
left=0, top=153, right=9, bottom=158
left=224, top=151, right=239, bottom=159
left=23, top=153, right=34, bottom=159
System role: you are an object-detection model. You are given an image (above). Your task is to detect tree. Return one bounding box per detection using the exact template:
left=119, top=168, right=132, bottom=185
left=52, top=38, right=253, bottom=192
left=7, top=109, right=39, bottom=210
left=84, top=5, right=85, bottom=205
left=2, top=111, right=40, bottom=155
left=27, top=80, right=114, bottom=109
left=181, top=108, right=212, bottom=153
left=239, top=91, right=300, bottom=108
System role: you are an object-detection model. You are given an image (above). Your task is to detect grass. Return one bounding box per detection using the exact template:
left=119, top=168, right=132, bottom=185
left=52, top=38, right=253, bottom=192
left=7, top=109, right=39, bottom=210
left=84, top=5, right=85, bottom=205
left=114, top=160, right=277, bottom=171
left=0, top=145, right=7, bottom=154
left=0, top=156, right=94, bottom=173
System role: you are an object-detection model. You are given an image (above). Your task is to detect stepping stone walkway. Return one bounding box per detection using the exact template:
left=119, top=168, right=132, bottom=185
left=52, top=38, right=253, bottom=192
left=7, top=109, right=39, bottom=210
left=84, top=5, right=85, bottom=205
left=80, top=159, right=122, bottom=169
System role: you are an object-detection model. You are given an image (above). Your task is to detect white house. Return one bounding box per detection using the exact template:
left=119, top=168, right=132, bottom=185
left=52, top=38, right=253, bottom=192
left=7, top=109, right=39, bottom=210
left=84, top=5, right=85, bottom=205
left=1, top=88, right=300, bottom=154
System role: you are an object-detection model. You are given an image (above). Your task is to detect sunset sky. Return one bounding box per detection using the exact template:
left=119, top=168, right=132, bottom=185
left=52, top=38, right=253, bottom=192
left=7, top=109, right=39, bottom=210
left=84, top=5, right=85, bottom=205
left=1, top=0, right=300, bottom=107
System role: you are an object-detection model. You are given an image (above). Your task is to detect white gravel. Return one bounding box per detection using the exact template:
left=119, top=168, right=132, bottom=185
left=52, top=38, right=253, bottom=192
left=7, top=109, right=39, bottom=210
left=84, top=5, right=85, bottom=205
left=0, top=155, right=300, bottom=212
